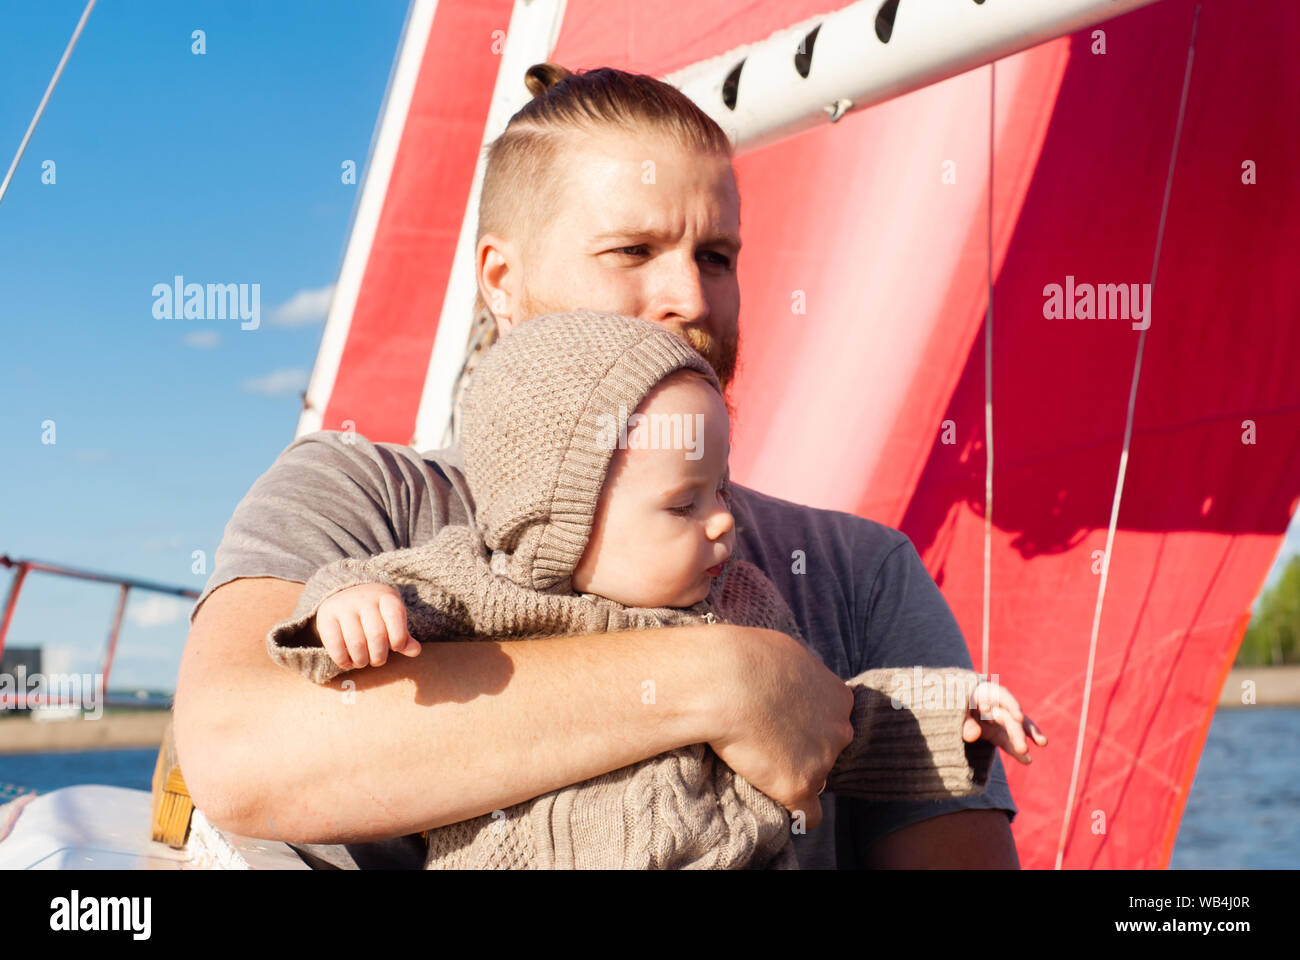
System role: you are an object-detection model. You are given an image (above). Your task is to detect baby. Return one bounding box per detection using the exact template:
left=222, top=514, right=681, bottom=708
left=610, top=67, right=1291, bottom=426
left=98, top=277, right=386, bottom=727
left=267, top=310, right=1042, bottom=869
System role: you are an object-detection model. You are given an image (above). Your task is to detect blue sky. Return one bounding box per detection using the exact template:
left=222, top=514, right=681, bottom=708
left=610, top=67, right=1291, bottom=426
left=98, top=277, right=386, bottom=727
left=0, top=0, right=408, bottom=690
left=1, top=1, right=1297, bottom=693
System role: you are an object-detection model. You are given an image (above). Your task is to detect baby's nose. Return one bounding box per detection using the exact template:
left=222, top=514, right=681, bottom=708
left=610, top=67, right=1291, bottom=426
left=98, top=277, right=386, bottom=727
left=708, top=508, right=735, bottom=541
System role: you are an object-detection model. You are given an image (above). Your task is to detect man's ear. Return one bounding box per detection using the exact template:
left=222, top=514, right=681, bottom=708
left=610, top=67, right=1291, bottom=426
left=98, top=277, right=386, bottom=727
left=477, top=233, right=518, bottom=331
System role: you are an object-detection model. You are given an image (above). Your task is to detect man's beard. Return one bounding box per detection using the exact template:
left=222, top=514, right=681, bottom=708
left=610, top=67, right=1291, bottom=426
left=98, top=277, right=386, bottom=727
left=665, top=322, right=738, bottom=394
left=516, top=291, right=739, bottom=393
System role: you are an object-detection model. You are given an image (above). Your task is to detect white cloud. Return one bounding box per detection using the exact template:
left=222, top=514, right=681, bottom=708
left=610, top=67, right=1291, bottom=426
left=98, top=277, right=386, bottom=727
left=241, top=368, right=309, bottom=397
left=271, top=284, right=334, bottom=327
left=126, top=594, right=188, bottom=628
left=184, top=330, right=221, bottom=348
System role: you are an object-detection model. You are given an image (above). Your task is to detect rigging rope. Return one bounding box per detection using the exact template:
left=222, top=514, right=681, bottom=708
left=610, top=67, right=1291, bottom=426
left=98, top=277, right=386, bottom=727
left=0, top=0, right=97, bottom=210
left=981, top=62, right=995, bottom=680
left=1053, top=0, right=1203, bottom=871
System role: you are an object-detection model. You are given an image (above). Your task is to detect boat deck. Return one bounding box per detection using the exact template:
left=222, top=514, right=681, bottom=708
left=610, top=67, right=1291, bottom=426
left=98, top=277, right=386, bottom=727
left=0, top=785, right=309, bottom=869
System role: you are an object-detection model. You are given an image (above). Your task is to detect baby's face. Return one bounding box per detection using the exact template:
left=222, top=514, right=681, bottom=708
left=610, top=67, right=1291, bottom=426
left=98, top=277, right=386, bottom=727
left=571, top=374, right=734, bottom=608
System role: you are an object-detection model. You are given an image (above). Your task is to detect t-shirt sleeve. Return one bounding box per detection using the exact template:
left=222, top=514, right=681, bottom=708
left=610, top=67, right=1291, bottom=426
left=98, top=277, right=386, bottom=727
left=189, top=430, right=445, bottom=625
left=840, top=535, right=1019, bottom=856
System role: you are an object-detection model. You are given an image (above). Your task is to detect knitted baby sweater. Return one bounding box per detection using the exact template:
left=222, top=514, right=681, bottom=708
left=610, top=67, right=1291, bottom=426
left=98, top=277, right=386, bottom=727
left=264, top=310, right=994, bottom=869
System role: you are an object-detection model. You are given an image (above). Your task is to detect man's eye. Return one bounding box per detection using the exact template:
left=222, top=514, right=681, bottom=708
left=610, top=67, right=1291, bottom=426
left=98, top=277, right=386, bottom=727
left=617, top=245, right=649, bottom=257
left=701, top=251, right=733, bottom=268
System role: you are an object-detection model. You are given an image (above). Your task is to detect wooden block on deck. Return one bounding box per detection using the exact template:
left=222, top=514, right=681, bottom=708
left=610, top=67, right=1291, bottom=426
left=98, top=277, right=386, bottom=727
left=151, top=717, right=194, bottom=848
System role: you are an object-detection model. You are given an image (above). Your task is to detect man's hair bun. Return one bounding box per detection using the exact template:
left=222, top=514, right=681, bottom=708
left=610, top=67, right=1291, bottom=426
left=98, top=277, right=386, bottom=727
left=524, top=62, right=572, bottom=98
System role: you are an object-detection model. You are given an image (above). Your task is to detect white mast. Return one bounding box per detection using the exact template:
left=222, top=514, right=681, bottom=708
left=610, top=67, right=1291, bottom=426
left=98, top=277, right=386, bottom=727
left=669, top=0, right=1165, bottom=153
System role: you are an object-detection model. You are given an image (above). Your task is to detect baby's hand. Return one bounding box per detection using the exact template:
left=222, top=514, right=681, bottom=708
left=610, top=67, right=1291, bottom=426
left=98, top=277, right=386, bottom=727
left=962, top=680, right=1048, bottom=765
left=314, top=582, right=421, bottom=670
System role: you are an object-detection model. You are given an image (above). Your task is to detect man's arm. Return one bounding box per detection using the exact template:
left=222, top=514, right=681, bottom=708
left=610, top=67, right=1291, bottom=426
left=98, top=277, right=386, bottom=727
left=176, top=577, right=716, bottom=841
left=173, top=576, right=850, bottom=843
left=858, top=810, right=1019, bottom=868
left=848, top=535, right=1022, bottom=867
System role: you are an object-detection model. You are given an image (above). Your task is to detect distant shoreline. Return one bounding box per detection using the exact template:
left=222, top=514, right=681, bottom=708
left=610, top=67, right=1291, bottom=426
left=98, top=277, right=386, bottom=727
left=1217, top=664, right=1300, bottom=708
left=0, top=709, right=171, bottom=754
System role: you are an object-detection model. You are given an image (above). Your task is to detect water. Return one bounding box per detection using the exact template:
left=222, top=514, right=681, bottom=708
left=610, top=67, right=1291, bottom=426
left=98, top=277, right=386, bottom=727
left=2, top=708, right=1297, bottom=867
left=1167, top=706, right=1300, bottom=869
left=0, top=747, right=157, bottom=796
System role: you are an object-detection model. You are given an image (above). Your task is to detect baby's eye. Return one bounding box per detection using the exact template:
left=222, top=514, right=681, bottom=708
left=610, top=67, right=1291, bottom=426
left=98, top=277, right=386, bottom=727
left=668, top=502, right=695, bottom=516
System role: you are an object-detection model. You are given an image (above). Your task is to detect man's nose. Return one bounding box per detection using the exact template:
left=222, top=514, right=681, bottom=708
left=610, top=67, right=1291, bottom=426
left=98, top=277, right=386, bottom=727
left=649, top=252, right=710, bottom=327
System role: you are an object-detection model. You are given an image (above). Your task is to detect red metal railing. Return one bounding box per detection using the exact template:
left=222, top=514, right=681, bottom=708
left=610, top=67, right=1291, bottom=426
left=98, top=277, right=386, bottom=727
left=0, top=554, right=198, bottom=708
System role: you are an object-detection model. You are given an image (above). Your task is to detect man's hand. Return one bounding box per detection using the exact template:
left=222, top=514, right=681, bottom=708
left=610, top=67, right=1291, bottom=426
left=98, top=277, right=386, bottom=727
left=706, top=627, right=855, bottom=830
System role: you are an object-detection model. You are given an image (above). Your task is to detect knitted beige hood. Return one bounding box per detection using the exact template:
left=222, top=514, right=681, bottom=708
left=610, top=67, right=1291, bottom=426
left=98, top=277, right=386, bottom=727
left=266, top=310, right=993, bottom=869
left=459, top=309, right=725, bottom=594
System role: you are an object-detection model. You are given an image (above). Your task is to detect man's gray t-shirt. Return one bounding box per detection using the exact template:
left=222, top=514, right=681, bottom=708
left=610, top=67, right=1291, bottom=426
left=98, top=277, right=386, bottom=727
left=191, top=430, right=1017, bottom=869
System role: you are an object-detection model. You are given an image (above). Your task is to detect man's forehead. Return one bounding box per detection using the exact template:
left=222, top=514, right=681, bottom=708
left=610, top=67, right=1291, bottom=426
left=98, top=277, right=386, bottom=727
left=555, top=136, right=738, bottom=229
left=575, top=189, right=740, bottom=250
